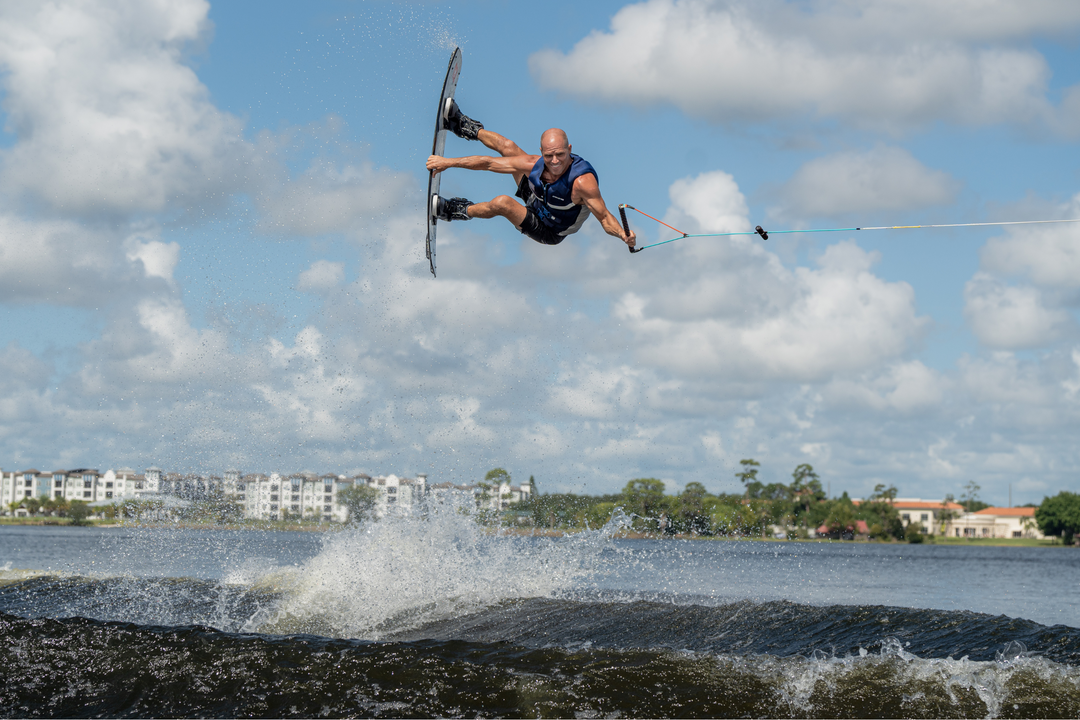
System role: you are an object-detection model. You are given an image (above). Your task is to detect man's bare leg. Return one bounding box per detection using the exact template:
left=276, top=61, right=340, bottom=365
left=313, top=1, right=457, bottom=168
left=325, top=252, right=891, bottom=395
left=467, top=194, right=527, bottom=227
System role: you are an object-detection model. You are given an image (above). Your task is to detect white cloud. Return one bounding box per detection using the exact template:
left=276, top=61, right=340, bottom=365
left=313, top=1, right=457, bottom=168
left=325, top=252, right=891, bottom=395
left=126, top=236, right=180, bottom=284
left=257, top=154, right=414, bottom=237
left=0, top=0, right=253, bottom=216
left=297, top=261, right=345, bottom=292
left=824, top=361, right=947, bottom=413
left=529, top=0, right=1080, bottom=132
left=980, top=193, right=1080, bottom=288
left=775, top=146, right=960, bottom=218
left=964, top=272, right=1071, bottom=349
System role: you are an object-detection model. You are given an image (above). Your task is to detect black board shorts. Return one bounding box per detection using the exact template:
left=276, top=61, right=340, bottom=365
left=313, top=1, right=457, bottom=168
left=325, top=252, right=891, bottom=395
left=515, top=175, right=565, bottom=246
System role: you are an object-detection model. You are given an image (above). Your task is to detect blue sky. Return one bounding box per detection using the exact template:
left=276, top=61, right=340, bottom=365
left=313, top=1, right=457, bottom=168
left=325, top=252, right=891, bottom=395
left=2, top=0, right=1080, bottom=506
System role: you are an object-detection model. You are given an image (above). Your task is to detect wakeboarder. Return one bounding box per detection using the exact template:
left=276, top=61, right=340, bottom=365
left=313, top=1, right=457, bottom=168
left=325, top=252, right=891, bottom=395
left=426, top=101, right=636, bottom=250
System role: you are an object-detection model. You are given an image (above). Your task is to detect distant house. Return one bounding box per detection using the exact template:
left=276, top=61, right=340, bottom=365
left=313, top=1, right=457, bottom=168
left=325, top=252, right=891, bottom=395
left=947, top=506, right=1044, bottom=539
left=815, top=519, right=869, bottom=540
left=851, top=498, right=965, bottom=536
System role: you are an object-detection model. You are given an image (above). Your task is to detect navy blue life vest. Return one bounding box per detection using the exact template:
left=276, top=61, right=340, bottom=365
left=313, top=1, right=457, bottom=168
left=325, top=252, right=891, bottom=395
left=523, top=154, right=596, bottom=236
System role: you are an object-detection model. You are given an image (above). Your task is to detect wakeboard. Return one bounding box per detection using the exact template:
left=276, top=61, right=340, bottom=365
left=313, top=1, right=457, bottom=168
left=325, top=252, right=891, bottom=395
left=426, top=47, right=462, bottom=277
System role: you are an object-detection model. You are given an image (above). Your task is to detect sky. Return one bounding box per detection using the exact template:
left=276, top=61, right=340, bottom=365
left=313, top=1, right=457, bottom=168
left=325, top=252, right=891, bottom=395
left=1, top=0, right=1080, bottom=505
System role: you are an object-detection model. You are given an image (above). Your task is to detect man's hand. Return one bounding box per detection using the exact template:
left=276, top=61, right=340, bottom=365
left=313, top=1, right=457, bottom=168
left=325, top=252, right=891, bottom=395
left=624, top=229, right=637, bottom=250
left=426, top=155, right=451, bottom=174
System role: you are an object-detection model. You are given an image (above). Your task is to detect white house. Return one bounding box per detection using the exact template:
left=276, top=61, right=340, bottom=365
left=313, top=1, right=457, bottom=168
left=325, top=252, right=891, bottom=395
left=947, top=506, right=1044, bottom=539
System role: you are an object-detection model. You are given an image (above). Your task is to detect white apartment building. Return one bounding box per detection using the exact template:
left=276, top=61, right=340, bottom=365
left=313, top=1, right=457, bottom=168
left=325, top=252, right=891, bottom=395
left=362, top=473, right=428, bottom=518
left=426, top=479, right=531, bottom=513
left=3, top=463, right=532, bottom=525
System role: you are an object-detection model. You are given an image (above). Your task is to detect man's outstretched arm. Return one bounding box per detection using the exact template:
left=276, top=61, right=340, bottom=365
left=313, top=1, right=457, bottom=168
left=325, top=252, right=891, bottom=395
left=573, top=173, right=636, bottom=249
left=427, top=153, right=537, bottom=175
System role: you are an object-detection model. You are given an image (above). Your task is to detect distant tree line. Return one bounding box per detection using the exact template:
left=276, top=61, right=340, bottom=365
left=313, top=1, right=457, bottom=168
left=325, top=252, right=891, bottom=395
left=506, top=461, right=933, bottom=541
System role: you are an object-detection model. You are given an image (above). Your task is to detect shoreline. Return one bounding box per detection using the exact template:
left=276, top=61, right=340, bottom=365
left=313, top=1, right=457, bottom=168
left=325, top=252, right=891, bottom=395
left=0, top=517, right=1068, bottom=547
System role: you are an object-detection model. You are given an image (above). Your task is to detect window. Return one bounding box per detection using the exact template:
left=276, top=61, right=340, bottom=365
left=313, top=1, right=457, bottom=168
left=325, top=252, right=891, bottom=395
left=24, top=490, right=32, bottom=497
left=270, top=504, right=278, bottom=513
left=236, top=483, right=245, bottom=492
left=324, top=484, right=333, bottom=494
left=387, top=496, right=397, bottom=504
left=324, top=494, right=332, bottom=503
left=920, top=513, right=928, bottom=522
left=386, top=487, right=397, bottom=494
left=270, top=485, right=278, bottom=492
left=135, top=481, right=145, bottom=489
left=105, top=492, right=113, bottom=499
left=54, top=480, right=62, bottom=488
left=83, top=491, right=91, bottom=498
left=106, top=482, right=113, bottom=489
left=83, top=479, right=92, bottom=489
left=901, top=513, right=910, bottom=522
left=25, top=479, right=33, bottom=487
left=237, top=494, right=245, bottom=501
left=291, top=504, right=300, bottom=513
left=270, top=494, right=279, bottom=502
left=1013, top=531, right=1022, bottom=538
left=54, top=491, right=62, bottom=499
left=323, top=504, right=332, bottom=512
left=291, top=494, right=300, bottom=502
left=291, top=482, right=301, bottom=492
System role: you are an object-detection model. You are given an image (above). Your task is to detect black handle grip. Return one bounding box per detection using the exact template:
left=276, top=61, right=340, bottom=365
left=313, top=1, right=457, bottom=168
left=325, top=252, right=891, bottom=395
left=620, top=205, right=641, bottom=253
left=755, top=225, right=768, bottom=240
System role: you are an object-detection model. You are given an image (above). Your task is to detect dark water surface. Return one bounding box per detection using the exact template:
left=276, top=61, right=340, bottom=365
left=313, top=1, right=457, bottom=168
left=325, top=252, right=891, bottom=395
left=1, top=517, right=1078, bottom=718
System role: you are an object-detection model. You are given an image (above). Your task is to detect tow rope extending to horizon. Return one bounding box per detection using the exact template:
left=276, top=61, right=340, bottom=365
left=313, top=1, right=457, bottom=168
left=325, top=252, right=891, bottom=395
left=617, top=204, right=1080, bottom=254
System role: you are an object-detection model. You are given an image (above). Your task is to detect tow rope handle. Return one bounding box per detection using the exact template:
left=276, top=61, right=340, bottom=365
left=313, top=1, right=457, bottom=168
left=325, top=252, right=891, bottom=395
left=619, top=204, right=642, bottom=253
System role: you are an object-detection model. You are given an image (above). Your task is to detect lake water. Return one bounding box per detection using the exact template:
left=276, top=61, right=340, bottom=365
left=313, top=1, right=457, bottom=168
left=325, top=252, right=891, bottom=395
left=1, top=512, right=1079, bottom=717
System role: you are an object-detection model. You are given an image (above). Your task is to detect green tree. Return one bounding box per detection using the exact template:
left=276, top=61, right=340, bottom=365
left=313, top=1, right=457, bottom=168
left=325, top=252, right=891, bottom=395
left=709, top=499, right=758, bottom=536
left=677, top=482, right=711, bottom=534
left=736, top=459, right=761, bottom=498
left=821, top=501, right=857, bottom=540
left=859, top=484, right=904, bottom=540
left=338, top=483, right=380, bottom=523
left=790, top=464, right=825, bottom=528
left=68, top=500, right=91, bottom=526
left=938, top=494, right=960, bottom=535
left=1036, top=492, right=1080, bottom=544
left=959, top=480, right=988, bottom=512
left=620, top=478, right=667, bottom=531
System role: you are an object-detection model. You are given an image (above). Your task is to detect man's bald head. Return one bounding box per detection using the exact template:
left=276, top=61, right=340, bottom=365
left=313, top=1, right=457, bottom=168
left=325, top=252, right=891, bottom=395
left=540, top=128, right=569, bottom=151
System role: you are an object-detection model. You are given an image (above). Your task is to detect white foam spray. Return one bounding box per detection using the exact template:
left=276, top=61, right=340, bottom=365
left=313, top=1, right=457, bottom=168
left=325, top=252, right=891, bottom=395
left=246, top=499, right=631, bottom=639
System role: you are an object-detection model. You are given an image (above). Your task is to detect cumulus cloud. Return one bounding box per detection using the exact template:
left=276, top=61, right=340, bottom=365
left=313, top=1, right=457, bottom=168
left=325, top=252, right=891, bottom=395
left=529, top=0, right=1080, bottom=132
left=0, top=0, right=254, bottom=216
left=980, top=193, right=1080, bottom=288
left=824, top=361, right=947, bottom=413
left=616, top=171, right=928, bottom=382
left=964, top=272, right=1072, bottom=349
left=775, top=146, right=960, bottom=218
left=257, top=155, right=414, bottom=237
left=297, top=260, right=346, bottom=292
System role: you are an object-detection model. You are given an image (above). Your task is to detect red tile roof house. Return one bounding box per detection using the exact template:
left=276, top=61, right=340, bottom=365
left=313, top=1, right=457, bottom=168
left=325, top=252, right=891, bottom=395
left=949, top=506, right=1044, bottom=539
left=851, top=499, right=966, bottom=537
left=816, top=519, right=870, bottom=540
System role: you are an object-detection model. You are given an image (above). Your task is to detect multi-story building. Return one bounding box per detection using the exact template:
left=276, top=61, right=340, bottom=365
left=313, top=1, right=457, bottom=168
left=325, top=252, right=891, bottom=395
left=363, top=473, right=428, bottom=518
left=3, top=464, right=528, bottom=524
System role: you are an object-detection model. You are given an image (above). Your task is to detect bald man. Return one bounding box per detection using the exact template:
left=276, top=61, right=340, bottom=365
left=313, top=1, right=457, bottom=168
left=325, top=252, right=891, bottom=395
left=426, top=100, right=636, bottom=250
